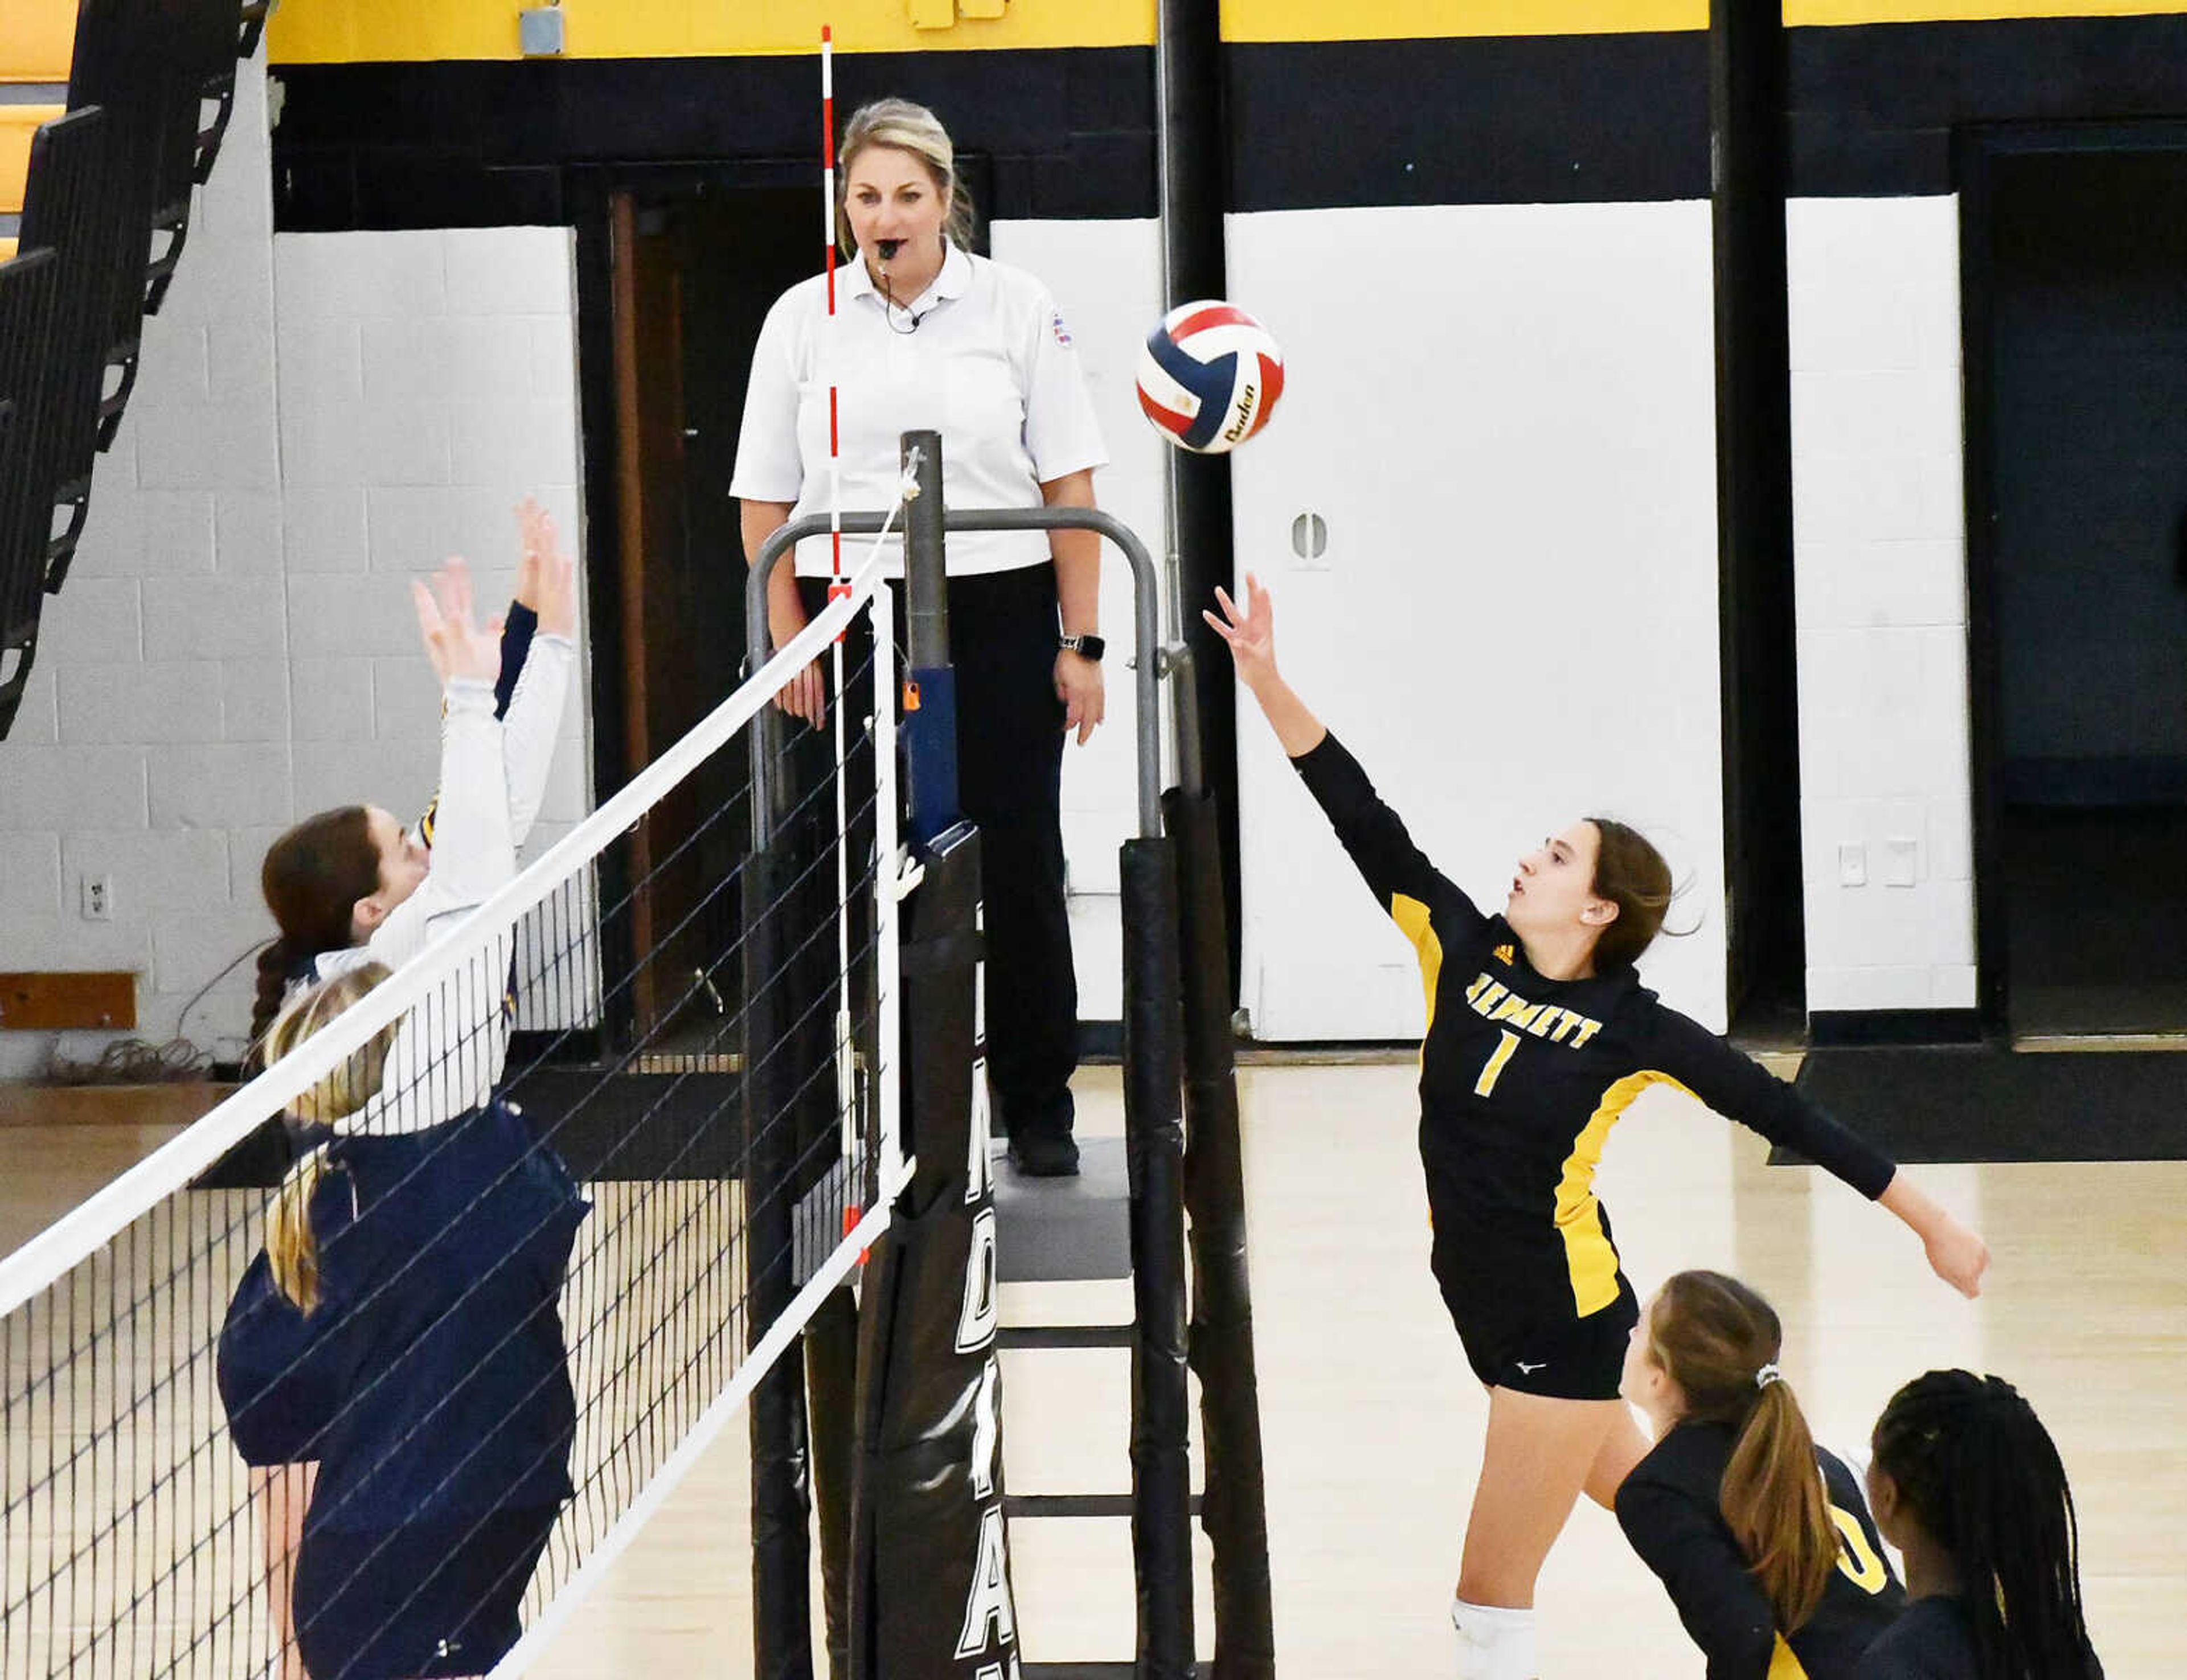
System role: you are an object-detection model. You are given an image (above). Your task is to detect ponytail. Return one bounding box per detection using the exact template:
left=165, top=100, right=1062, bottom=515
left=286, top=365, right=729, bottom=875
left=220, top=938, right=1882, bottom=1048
left=249, top=939, right=301, bottom=1060
left=257, top=964, right=398, bottom=1314
left=1720, top=1372, right=1836, bottom=1632
left=1647, top=1270, right=1839, bottom=1632
left=1872, top=1371, right=2100, bottom=1680
left=255, top=807, right=382, bottom=1058
left=267, top=1148, right=332, bottom=1313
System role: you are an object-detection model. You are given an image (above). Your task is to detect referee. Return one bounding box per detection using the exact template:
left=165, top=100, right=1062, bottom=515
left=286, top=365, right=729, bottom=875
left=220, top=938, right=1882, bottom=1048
left=734, top=97, right=1108, bottom=1176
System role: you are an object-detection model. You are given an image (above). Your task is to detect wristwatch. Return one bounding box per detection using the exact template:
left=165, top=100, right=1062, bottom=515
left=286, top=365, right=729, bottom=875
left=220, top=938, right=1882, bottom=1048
left=1059, top=633, right=1105, bottom=662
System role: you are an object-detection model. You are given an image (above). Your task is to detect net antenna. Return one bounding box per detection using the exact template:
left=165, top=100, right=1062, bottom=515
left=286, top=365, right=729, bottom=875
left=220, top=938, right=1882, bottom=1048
left=0, top=497, right=911, bottom=1680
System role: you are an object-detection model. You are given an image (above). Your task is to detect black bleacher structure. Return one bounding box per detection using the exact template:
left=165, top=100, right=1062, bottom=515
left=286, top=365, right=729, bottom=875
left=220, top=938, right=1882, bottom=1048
left=0, top=0, right=265, bottom=738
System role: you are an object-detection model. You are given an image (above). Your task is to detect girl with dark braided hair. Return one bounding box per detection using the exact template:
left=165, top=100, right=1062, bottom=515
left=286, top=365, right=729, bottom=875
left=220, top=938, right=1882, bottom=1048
left=1860, top=1370, right=2104, bottom=1680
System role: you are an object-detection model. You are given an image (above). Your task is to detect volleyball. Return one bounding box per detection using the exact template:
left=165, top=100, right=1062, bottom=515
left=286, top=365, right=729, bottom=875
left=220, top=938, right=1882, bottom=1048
left=1135, top=300, right=1285, bottom=454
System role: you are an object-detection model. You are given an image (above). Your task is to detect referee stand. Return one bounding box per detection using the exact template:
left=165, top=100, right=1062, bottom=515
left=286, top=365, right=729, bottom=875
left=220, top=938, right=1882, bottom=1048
left=744, top=431, right=1273, bottom=1678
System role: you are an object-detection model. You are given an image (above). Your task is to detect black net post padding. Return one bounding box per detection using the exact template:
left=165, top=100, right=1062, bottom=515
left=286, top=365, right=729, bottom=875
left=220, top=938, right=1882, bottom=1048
left=850, top=822, right=1022, bottom=1678
left=1120, top=835, right=1196, bottom=1679
left=1165, top=785, right=1276, bottom=1678
left=806, top=1283, right=859, bottom=1680
left=744, top=826, right=816, bottom=1680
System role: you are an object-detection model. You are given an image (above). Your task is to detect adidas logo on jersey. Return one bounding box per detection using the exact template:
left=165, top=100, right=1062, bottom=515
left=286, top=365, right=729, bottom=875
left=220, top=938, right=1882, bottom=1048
left=1493, top=944, right=1514, bottom=965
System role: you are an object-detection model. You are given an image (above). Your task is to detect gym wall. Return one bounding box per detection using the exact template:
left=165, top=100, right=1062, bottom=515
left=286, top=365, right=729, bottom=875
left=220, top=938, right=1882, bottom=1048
left=1223, top=6, right=1727, bottom=1038
left=1783, top=5, right=2187, bottom=1021
left=0, top=57, right=592, bottom=1076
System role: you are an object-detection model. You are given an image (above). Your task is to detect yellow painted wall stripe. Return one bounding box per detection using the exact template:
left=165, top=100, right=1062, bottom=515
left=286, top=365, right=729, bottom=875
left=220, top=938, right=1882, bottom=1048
left=1554, top=1068, right=1696, bottom=1316
left=1787, top=0, right=2187, bottom=21
left=268, top=0, right=1156, bottom=64
left=1223, top=0, right=1701, bottom=40
left=1226, top=0, right=2178, bottom=38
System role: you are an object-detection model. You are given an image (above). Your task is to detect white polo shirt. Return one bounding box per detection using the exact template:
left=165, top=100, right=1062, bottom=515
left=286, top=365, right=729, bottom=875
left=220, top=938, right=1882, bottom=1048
left=731, top=241, right=1108, bottom=578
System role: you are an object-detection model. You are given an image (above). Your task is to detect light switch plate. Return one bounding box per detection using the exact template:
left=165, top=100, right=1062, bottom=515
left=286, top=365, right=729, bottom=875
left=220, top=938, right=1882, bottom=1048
left=1838, top=843, right=1867, bottom=888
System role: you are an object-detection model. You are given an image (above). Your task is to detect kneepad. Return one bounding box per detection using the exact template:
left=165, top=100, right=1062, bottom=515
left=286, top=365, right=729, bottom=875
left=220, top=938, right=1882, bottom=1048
left=1451, top=1597, right=1537, bottom=1680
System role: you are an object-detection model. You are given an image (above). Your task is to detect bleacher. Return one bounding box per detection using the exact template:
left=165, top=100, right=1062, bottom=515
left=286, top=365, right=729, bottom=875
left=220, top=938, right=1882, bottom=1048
left=0, top=0, right=268, bottom=737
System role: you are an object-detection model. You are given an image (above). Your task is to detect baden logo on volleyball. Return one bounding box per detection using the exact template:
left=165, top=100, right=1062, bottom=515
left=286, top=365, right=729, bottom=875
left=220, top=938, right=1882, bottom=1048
left=1135, top=300, right=1285, bottom=454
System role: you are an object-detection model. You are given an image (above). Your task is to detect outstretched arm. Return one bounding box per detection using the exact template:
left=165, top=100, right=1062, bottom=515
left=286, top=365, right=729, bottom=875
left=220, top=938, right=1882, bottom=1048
left=1204, top=574, right=1326, bottom=757
left=1877, top=1171, right=1990, bottom=1298
left=1645, top=1009, right=1990, bottom=1299
left=1206, top=575, right=1482, bottom=938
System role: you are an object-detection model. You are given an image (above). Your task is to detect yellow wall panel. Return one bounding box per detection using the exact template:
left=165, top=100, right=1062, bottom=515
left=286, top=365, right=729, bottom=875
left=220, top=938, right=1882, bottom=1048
left=1221, top=0, right=1703, bottom=40
left=267, top=0, right=1156, bottom=63
left=1787, top=0, right=2187, bottom=22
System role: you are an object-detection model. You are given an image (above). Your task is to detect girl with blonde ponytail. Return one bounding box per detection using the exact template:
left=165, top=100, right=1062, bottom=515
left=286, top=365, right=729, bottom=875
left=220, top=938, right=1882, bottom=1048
left=258, top=964, right=399, bottom=1313
left=1617, top=1271, right=1906, bottom=1678
left=216, top=549, right=591, bottom=1680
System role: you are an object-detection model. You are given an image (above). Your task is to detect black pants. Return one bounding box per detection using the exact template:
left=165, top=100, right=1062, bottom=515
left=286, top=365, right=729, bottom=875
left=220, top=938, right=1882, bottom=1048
left=797, top=565, right=1078, bottom=1140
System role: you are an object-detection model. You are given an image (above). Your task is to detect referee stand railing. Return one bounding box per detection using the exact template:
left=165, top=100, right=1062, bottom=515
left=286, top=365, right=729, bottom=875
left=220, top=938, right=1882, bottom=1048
left=744, top=431, right=1273, bottom=1679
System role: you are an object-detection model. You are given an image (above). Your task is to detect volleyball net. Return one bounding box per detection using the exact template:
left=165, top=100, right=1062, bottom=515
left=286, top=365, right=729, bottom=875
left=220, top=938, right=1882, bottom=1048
left=0, top=522, right=906, bottom=1679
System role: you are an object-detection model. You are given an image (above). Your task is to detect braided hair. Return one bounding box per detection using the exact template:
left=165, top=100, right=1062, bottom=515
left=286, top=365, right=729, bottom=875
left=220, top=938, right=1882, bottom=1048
left=1871, top=1370, right=2102, bottom=1680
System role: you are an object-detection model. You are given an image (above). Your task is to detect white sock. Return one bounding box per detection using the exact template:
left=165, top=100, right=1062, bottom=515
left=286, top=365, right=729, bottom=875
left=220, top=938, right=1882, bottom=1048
left=1452, top=1596, right=1537, bottom=1680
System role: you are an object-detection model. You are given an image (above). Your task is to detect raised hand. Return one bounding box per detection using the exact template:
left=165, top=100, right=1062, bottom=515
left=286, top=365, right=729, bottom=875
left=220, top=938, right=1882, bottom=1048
left=413, top=559, right=502, bottom=687
left=1203, top=573, right=1279, bottom=692
left=514, top=497, right=578, bottom=638
left=1202, top=573, right=1326, bottom=757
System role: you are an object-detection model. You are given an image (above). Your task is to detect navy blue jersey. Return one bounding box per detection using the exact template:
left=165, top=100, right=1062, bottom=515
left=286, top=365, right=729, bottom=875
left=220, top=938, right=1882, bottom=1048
left=1619, top=1422, right=1905, bottom=1679
left=1293, top=734, right=1896, bottom=1330
left=218, top=1099, right=588, bottom=1530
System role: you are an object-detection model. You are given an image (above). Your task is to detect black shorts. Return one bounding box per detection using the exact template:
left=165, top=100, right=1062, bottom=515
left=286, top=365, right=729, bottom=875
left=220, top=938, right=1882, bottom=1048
left=1447, top=1275, right=1640, bottom=1400
left=293, top=1507, right=558, bottom=1679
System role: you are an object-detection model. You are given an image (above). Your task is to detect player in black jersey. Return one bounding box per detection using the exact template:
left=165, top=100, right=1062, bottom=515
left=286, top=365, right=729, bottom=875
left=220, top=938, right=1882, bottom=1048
left=1859, top=1371, right=2103, bottom=1680
left=1206, top=576, right=1989, bottom=1680
left=1617, top=1270, right=1904, bottom=1678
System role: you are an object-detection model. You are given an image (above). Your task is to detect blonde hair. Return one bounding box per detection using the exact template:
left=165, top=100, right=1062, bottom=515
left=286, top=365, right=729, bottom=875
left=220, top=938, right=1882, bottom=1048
left=837, top=97, right=974, bottom=255
left=263, top=964, right=398, bottom=1313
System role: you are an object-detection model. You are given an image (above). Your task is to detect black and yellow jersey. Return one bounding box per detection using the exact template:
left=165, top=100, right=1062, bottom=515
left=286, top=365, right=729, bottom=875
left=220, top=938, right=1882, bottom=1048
left=1292, top=733, right=1897, bottom=1331
left=1617, top=1422, right=1905, bottom=1679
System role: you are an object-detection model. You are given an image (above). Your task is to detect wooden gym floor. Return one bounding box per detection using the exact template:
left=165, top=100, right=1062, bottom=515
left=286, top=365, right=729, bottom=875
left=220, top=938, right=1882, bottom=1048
left=2, top=1056, right=2181, bottom=1677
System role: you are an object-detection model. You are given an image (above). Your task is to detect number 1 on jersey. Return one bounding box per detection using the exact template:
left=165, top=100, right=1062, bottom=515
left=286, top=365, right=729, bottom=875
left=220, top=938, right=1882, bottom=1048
left=1475, top=1030, right=1521, bottom=1097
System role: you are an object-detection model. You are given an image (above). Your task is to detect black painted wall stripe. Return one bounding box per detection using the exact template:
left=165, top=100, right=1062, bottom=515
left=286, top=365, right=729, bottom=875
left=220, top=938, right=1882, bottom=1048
left=268, top=14, right=2187, bottom=231
left=1789, top=14, right=2187, bottom=196
left=271, top=50, right=1158, bottom=231
left=1227, top=33, right=1710, bottom=208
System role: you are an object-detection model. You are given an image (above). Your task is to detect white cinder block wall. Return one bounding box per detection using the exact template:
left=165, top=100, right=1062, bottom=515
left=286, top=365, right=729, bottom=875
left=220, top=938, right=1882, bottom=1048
left=1787, top=198, right=1977, bottom=1014
left=1227, top=201, right=1729, bottom=1038
left=0, top=54, right=588, bottom=1076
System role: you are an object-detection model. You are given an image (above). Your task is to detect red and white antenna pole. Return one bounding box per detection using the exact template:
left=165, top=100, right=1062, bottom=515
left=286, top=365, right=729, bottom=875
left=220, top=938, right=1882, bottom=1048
left=822, top=26, right=858, bottom=1186
left=822, top=26, right=846, bottom=601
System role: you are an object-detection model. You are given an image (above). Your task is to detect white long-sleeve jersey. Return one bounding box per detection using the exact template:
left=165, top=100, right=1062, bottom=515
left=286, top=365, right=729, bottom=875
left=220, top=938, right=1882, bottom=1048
left=314, top=633, right=575, bottom=1133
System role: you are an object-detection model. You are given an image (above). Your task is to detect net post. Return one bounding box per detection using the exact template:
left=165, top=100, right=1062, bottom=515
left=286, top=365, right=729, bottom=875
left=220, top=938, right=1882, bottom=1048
left=900, top=430, right=961, bottom=843
left=744, top=793, right=816, bottom=1680
left=1120, top=833, right=1196, bottom=1678
left=1164, top=646, right=1275, bottom=1677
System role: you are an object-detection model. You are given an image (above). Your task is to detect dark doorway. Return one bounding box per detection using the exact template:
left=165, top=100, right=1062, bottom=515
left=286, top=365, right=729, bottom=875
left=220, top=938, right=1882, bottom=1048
left=594, top=178, right=812, bottom=1043
left=1968, top=136, right=2187, bottom=1037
